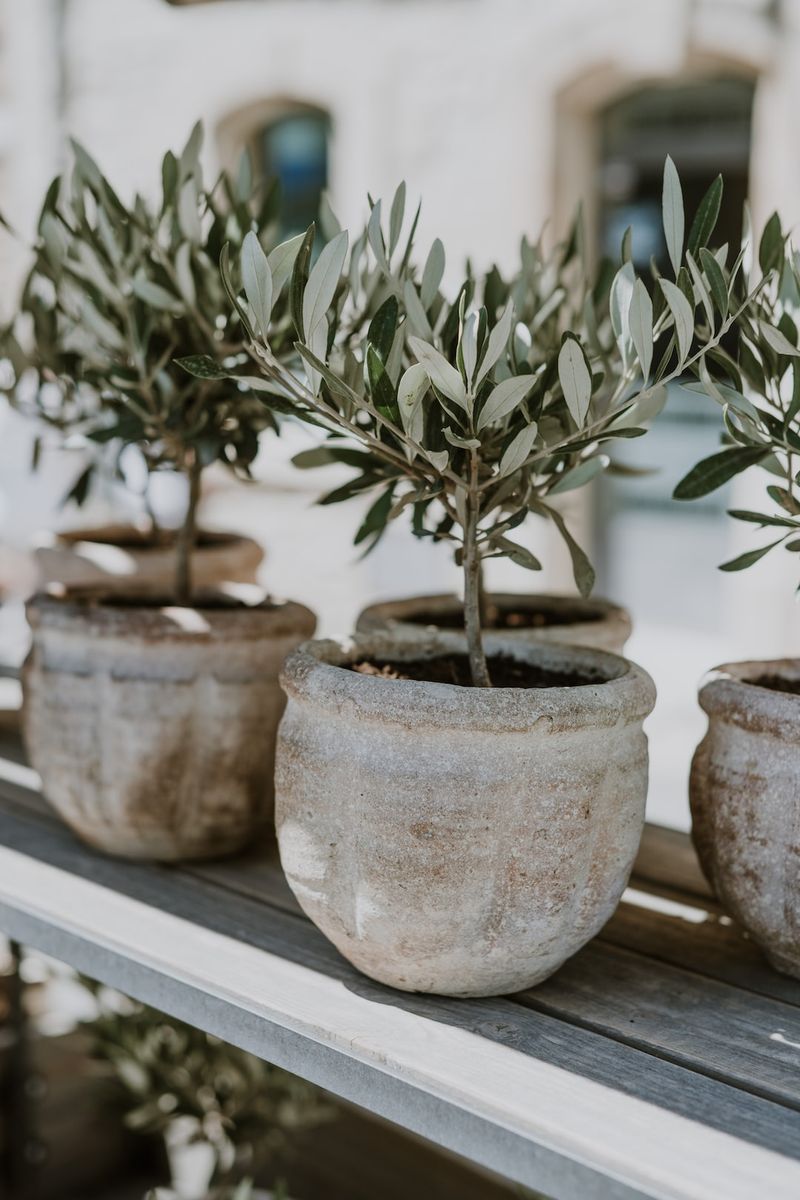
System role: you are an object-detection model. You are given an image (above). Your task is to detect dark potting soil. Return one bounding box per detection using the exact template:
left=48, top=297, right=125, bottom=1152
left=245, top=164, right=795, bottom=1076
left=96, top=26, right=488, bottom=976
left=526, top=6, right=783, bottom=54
left=408, top=603, right=604, bottom=630
left=750, top=674, right=800, bottom=697
left=90, top=593, right=278, bottom=613
left=67, top=529, right=234, bottom=550
left=350, top=654, right=606, bottom=688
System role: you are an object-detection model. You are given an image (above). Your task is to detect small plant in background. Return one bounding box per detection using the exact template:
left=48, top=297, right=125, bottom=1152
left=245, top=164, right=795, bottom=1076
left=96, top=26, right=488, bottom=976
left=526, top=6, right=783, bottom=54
left=188, top=164, right=757, bottom=685
left=85, top=983, right=331, bottom=1200
left=673, top=213, right=800, bottom=573
left=0, top=122, right=305, bottom=603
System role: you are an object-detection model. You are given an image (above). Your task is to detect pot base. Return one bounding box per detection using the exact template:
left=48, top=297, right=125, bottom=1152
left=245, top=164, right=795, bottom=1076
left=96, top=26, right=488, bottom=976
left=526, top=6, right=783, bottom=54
left=764, top=949, right=800, bottom=980
left=24, top=590, right=316, bottom=863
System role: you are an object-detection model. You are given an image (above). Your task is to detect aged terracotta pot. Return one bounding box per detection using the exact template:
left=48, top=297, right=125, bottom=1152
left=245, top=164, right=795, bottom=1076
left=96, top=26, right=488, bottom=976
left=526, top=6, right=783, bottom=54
left=35, top=524, right=264, bottom=593
left=691, top=659, right=800, bottom=978
left=357, top=592, right=631, bottom=654
left=275, top=632, right=655, bottom=997
left=23, top=590, right=316, bottom=861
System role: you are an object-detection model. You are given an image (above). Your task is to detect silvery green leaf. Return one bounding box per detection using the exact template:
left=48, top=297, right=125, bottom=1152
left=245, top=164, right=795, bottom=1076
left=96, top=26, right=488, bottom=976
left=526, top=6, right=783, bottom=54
left=408, top=336, right=467, bottom=409
left=178, top=178, right=201, bottom=244
left=477, top=375, right=535, bottom=431
left=242, top=230, right=273, bottom=340
left=302, top=230, right=348, bottom=339
left=558, top=337, right=592, bottom=426
left=444, top=426, right=480, bottom=449
left=475, top=302, right=514, bottom=388
left=498, top=423, right=538, bottom=477
left=403, top=280, right=433, bottom=340
left=628, top=278, right=653, bottom=381
left=40, top=212, right=69, bottom=268
left=686, top=251, right=714, bottom=328
left=659, top=278, right=694, bottom=363
left=420, top=238, right=445, bottom=308
left=389, top=182, right=406, bottom=257
left=235, top=147, right=252, bottom=204
left=235, top=375, right=294, bottom=399
left=513, top=321, right=532, bottom=364
left=70, top=140, right=104, bottom=191
left=491, top=536, right=541, bottom=571
left=683, top=379, right=756, bottom=417
left=74, top=242, right=120, bottom=305
left=367, top=200, right=388, bottom=272
left=81, top=298, right=126, bottom=353
left=398, top=362, right=428, bottom=443
left=131, top=276, right=182, bottom=312
left=268, top=232, right=304, bottom=298
left=758, top=320, right=800, bottom=357
left=385, top=324, right=405, bottom=386
left=305, top=315, right=328, bottom=395
left=175, top=242, right=196, bottom=307
left=426, top=449, right=449, bottom=472
left=529, top=287, right=565, bottom=334
left=318, top=192, right=341, bottom=241
left=179, top=120, right=203, bottom=182
left=550, top=455, right=609, bottom=494
left=454, top=485, right=468, bottom=529
left=609, top=261, right=635, bottom=344
left=460, top=311, right=479, bottom=385
left=96, top=206, right=121, bottom=266
left=662, top=155, right=684, bottom=277
left=614, top=384, right=667, bottom=428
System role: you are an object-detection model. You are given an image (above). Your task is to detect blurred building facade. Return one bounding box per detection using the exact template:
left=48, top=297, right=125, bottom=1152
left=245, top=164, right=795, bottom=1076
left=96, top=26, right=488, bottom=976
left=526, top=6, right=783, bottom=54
left=1, top=0, right=799, bottom=823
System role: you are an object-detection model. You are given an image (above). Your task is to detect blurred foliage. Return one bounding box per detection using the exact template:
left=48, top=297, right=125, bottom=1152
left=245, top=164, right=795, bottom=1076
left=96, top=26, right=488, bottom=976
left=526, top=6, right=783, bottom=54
left=84, top=982, right=332, bottom=1199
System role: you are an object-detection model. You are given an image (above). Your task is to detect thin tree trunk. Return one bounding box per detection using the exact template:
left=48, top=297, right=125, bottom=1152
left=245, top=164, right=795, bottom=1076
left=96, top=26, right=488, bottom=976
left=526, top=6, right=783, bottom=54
left=175, top=457, right=201, bottom=606
left=464, top=453, right=492, bottom=687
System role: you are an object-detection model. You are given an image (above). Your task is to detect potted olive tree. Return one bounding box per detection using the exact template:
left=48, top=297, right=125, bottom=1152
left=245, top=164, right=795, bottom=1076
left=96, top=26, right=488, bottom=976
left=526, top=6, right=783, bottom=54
left=674, top=211, right=800, bottom=978
left=1, top=123, right=274, bottom=594
left=188, top=164, right=745, bottom=996
left=85, top=986, right=330, bottom=1199
left=18, top=129, right=316, bottom=861
left=354, top=192, right=635, bottom=653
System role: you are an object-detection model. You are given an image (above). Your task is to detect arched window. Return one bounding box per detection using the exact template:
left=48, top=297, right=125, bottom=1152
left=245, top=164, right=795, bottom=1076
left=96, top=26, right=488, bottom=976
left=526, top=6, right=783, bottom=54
left=598, top=78, right=754, bottom=274
left=252, top=106, right=330, bottom=237
left=591, top=76, right=756, bottom=826
left=216, top=99, right=331, bottom=238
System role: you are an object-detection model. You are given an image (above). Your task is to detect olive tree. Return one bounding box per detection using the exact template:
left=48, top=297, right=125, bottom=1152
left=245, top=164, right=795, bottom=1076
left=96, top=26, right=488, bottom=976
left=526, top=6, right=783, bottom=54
left=1, top=123, right=304, bottom=603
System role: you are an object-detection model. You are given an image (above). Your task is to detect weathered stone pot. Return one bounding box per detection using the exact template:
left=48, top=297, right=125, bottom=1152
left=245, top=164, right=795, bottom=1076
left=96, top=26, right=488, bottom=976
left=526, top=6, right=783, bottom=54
left=23, top=589, right=316, bottom=861
left=357, top=592, right=631, bottom=654
left=35, top=524, right=264, bottom=593
left=690, top=659, right=800, bottom=978
left=276, top=633, right=656, bottom=997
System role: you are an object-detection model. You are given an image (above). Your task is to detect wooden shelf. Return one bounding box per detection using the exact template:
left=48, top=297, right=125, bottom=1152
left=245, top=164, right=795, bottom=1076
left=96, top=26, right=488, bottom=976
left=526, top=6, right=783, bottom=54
left=0, top=734, right=798, bottom=1200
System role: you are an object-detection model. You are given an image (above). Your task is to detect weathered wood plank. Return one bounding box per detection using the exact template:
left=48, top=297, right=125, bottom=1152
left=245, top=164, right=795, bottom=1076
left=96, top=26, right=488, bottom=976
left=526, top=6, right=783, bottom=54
left=631, top=824, right=712, bottom=900
left=522, top=940, right=800, bottom=1111
left=602, top=889, right=800, bottom=1007
left=3, top=762, right=800, bottom=1196
left=2, top=798, right=800, bottom=1191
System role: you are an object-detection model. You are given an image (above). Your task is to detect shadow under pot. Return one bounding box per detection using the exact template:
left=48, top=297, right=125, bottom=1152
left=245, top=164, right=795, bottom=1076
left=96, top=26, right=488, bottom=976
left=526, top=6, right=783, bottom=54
left=357, top=592, right=632, bottom=655
left=691, top=660, right=800, bottom=979
left=34, top=524, right=264, bottom=593
left=23, top=589, right=316, bottom=862
left=275, top=633, right=656, bottom=997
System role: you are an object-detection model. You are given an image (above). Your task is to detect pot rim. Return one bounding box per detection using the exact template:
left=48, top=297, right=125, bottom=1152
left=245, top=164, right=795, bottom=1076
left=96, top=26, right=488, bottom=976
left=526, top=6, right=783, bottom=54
left=280, top=633, right=655, bottom=732
left=699, top=657, right=800, bottom=725
left=49, top=523, right=261, bottom=553
left=26, top=586, right=316, bottom=641
left=357, top=590, right=630, bottom=630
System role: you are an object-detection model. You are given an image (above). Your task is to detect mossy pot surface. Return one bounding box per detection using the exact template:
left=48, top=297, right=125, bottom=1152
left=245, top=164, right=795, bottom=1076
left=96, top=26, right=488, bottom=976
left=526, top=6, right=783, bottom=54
left=357, top=592, right=631, bottom=655
left=691, top=659, right=800, bottom=978
left=35, top=523, right=264, bottom=593
left=23, top=588, right=316, bottom=862
left=275, top=631, right=655, bottom=997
